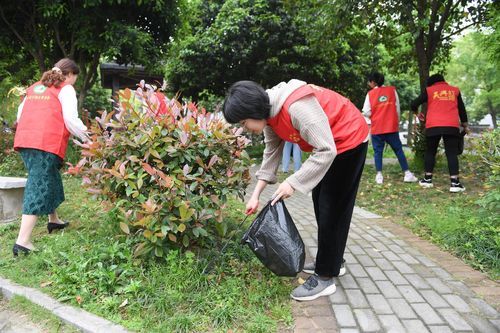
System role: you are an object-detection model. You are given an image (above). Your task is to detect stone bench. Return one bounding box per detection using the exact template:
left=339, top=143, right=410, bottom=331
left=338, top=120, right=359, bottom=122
left=0, top=177, right=27, bottom=223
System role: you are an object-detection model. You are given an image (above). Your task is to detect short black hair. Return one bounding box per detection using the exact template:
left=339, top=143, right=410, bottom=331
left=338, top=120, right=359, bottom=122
left=367, top=72, right=385, bottom=86
left=223, top=81, right=271, bottom=124
left=426, top=74, right=445, bottom=87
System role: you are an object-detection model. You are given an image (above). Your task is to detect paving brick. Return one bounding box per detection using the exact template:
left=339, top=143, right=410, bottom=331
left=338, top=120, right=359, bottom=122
left=366, top=294, right=392, bottom=314
left=381, top=251, right=400, bottom=261
left=393, top=239, right=408, bottom=247
left=430, top=267, right=453, bottom=280
left=355, top=278, right=380, bottom=294
left=446, top=281, right=476, bottom=297
left=333, top=304, right=357, bottom=327
left=490, top=319, right=500, bottom=331
left=339, top=275, right=359, bottom=289
left=411, top=303, right=444, bottom=325
left=308, top=247, right=318, bottom=258
left=361, top=234, right=377, bottom=242
left=426, top=278, right=453, bottom=293
left=393, top=261, right=415, bottom=274
left=387, top=298, right=417, bottom=319
left=378, top=314, right=405, bottom=333
left=416, top=255, right=438, bottom=267
left=302, top=237, right=317, bottom=247
left=364, top=247, right=384, bottom=258
left=355, top=255, right=376, bottom=267
left=429, top=326, right=453, bottom=333
left=369, top=242, right=389, bottom=251
left=329, top=286, right=347, bottom=304
left=411, top=264, right=436, bottom=278
left=397, top=285, right=425, bottom=303
left=294, top=316, right=316, bottom=329
left=304, top=305, right=334, bottom=317
left=348, top=264, right=368, bottom=278
left=373, top=258, right=394, bottom=270
left=470, top=298, right=500, bottom=316
left=353, top=309, right=381, bottom=332
left=388, top=244, right=405, bottom=254
left=437, top=308, right=473, bottom=331
left=374, top=281, right=401, bottom=298
left=343, top=252, right=358, bottom=264
left=339, top=329, right=360, bottom=333
left=348, top=245, right=366, bottom=255
left=402, top=319, right=430, bottom=333
left=398, top=253, right=419, bottom=264
left=345, top=289, right=369, bottom=308
left=385, top=270, right=409, bottom=285
left=365, top=267, right=386, bottom=281
left=466, top=314, right=500, bottom=333
left=420, top=290, right=449, bottom=308
left=441, top=294, right=471, bottom=313
left=405, top=274, right=431, bottom=289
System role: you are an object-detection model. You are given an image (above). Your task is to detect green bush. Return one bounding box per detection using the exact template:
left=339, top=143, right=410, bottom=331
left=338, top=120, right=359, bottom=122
left=0, top=130, right=25, bottom=177
left=72, top=83, right=252, bottom=258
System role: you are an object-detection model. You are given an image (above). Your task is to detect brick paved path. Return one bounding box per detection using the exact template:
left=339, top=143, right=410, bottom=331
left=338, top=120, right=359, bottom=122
left=246, top=167, right=500, bottom=333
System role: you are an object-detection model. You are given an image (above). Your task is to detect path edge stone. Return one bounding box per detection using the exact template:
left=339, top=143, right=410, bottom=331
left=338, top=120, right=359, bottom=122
left=0, top=276, right=130, bottom=333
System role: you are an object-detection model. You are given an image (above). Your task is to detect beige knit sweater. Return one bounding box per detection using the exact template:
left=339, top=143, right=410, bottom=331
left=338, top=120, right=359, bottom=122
left=255, top=79, right=341, bottom=194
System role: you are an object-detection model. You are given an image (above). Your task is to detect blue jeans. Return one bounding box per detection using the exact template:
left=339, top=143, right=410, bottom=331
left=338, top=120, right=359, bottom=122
left=371, top=132, right=409, bottom=172
left=282, top=142, right=302, bottom=172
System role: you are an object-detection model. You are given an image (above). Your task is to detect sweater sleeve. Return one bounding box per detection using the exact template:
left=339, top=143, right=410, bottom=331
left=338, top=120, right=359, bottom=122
left=255, top=126, right=284, bottom=184
left=285, top=96, right=336, bottom=193
left=58, top=85, right=89, bottom=142
left=457, top=93, right=468, bottom=123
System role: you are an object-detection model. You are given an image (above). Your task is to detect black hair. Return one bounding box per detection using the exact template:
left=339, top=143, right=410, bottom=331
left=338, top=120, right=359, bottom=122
left=222, top=81, right=271, bottom=124
left=367, top=72, right=385, bottom=86
left=426, top=74, right=445, bottom=87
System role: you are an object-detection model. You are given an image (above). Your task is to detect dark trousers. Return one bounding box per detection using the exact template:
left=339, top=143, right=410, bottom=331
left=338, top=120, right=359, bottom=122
left=424, top=134, right=460, bottom=175
left=312, top=142, right=368, bottom=277
left=371, top=132, right=409, bottom=172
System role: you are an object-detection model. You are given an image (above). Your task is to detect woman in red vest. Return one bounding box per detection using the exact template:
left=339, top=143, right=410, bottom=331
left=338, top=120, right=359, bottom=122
left=411, top=74, right=469, bottom=193
left=362, top=72, right=417, bottom=184
left=223, top=80, right=369, bottom=301
left=12, top=58, right=89, bottom=256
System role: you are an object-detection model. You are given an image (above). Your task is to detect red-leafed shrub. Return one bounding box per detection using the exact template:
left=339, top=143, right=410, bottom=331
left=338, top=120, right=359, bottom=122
left=70, top=83, right=251, bottom=258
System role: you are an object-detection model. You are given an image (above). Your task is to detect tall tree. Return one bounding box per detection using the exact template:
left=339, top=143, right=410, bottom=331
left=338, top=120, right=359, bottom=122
left=0, top=0, right=180, bottom=109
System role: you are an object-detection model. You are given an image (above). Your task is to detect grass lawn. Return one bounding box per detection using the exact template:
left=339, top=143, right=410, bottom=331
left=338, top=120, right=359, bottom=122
left=0, top=176, right=294, bottom=333
left=357, top=154, right=499, bottom=279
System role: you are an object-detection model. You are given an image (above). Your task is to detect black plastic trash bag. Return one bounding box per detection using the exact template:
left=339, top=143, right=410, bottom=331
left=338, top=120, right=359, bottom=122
left=241, top=200, right=305, bottom=276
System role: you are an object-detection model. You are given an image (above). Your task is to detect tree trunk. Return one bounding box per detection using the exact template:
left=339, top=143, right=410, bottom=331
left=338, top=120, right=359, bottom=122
left=487, top=98, right=497, bottom=129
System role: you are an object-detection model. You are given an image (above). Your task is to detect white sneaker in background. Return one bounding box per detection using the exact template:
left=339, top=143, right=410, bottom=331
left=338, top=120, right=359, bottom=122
left=404, top=171, right=418, bottom=183
left=375, top=173, right=383, bottom=184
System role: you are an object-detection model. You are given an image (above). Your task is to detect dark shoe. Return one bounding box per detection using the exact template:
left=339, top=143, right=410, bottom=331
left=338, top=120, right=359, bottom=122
left=303, top=259, right=346, bottom=276
left=418, top=178, right=433, bottom=188
left=449, top=181, right=465, bottom=193
left=47, top=221, right=70, bottom=234
left=13, top=243, right=31, bottom=257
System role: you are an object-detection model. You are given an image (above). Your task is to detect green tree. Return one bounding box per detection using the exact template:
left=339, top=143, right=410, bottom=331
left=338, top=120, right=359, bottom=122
left=166, top=0, right=327, bottom=99
left=447, top=32, right=498, bottom=127
left=0, top=0, right=180, bottom=109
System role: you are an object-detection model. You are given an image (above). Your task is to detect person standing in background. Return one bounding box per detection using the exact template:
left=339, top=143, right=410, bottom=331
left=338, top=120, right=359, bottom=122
left=12, top=58, right=89, bottom=256
left=411, top=74, right=469, bottom=192
left=282, top=142, right=302, bottom=173
left=362, top=72, right=418, bottom=184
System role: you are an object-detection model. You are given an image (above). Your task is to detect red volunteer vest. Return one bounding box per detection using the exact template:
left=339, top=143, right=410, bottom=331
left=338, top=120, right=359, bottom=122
left=267, top=84, right=368, bottom=154
left=14, top=82, right=71, bottom=159
left=368, top=86, right=399, bottom=135
left=425, top=82, right=460, bottom=129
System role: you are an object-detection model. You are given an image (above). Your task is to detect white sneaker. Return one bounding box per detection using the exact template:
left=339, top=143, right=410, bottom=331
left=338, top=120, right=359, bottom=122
left=404, top=172, right=418, bottom=183
left=375, top=173, right=383, bottom=184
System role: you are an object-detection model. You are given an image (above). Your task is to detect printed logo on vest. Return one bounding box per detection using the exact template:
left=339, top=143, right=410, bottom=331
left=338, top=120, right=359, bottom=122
left=432, top=90, right=455, bottom=101
left=289, top=133, right=301, bottom=142
left=378, top=95, right=388, bottom=102
left=33, top=84, right=47, bottom=94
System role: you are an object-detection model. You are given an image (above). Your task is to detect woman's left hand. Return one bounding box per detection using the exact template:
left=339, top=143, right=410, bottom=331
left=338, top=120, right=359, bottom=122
left=271, top=181, right=295, bottom=206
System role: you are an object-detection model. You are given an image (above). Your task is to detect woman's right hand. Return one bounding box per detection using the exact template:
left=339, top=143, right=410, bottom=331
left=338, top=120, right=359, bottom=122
left=245, top=197, right=260, bottom=215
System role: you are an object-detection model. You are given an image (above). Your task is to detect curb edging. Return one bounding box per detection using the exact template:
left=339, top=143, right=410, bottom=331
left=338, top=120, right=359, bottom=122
left=0, top=277, right=130, bottom=333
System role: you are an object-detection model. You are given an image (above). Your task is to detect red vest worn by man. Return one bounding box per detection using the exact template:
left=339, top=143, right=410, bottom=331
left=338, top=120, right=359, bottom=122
left=267, top=84, right=368, bottom=154
left=368, top=86, right=399, bottom=135
left=425, top=82, right=460, bottom=129
left=14, top=82, right=70, bottom=159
